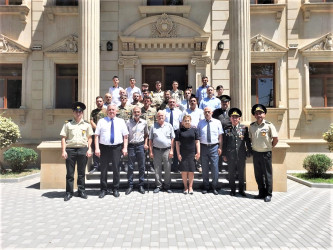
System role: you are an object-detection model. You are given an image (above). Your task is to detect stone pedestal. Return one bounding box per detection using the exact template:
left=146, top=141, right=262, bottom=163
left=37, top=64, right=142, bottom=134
left=37, top=141, right=77, bottom=189
left=246, top=142, right=289, bottom=192
left=79, top=0, right=100, bottom=118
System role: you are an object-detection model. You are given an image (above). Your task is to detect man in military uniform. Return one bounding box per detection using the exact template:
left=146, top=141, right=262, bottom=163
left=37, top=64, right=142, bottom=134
left=141, top=96, right=156, bottom=172
left=222, top=108, right=252, bottom=197
left=130, top=92, right=144, bottom=109
left=213, top=95, right=232, bottom=172
left=170, top=80, right=184, bottom=106
left=117, top=95, right=132, bottom=122
left=60, top=102, right=93, bottom=201
left=151, top=81, right=164, bottom=110
left=159, top=90, right=171, bottom=111
left=249, top=104, right=278, bottom=202
left=89, top=96, right=106, bottom=173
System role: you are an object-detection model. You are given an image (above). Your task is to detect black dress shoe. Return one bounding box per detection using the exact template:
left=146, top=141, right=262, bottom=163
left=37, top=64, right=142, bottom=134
left=64, top=193, right=72, bottom=201
left=125, top=187, right=133, bottom=195
left=166, top=189, right=173, bottom=193
left=202, top=190, right=208, bottom=194
left=264, top=196, right=272, bottom=202
left=153, top=187, right=160, bottom=193
left=78, top=191, right=88, bottom=199
left=113, top=190, right=120, bottom=198
left=99, top=190, right=106, bottom=199
left=238, top=191, right=246, bottom=197
left=230, top=191, right=236, bottom=196
left=213, top=189, right=219, bottom=195
left=139, top=186, right=145, bottom=194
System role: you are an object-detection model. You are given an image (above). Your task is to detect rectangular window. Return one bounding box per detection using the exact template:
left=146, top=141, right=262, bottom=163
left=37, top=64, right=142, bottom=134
left=250, top=0, right=275, bottom=4
left=55, top=0, right=78, bottom=6
left=0, top=0, right=22, bottom=5
left=309, top=62, right=333, bottom=107
left=56, top=64, right=78, bottom=109
left=147, top=0, right=183, bottom=6
left=251, top=63, right=275, bottom=107
left=0, top=64, right=22, bottom=109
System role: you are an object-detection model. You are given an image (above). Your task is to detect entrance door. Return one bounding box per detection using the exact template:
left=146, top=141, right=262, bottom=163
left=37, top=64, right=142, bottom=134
left=142, top=65, right=188, bottom=91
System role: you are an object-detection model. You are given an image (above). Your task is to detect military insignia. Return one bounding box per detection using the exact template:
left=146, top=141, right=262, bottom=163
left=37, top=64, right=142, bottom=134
left=82, top=130, right=86, bottom=136
left=260, top=128, right=268, bottom=136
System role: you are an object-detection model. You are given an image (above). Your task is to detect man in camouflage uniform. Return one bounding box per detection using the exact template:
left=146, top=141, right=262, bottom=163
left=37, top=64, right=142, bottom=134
left=170, top=80, right=184, bottom=106
left=117, top=95, right=132, bottom=122
left=141, top=96, right=156, bottom=172
left=151, top=81, right=164, bottom=110
left=89, top=96, right=106, bottom=173
left=130, top=92, right=144, bottom=109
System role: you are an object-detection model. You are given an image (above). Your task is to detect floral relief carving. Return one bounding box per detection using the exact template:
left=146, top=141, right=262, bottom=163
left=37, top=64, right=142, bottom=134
left=0, top=35, right=25, bottom=53
left=152, top=13, right=177, bottom=38
left=47, top=35, right=78, bottom=53
left=251, top=35, right=279, bottom=52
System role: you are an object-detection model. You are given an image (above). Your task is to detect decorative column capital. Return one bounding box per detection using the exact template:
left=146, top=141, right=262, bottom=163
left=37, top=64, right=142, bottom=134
left=118, top=56, right=139, bottom=68
left=190, top=56, right=211, bottom=67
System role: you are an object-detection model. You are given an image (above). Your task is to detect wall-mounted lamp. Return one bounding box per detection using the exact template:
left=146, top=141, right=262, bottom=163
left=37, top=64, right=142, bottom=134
left=106, top=41, right=113, bottom=51
left=217, top=40, right=224, bottom=51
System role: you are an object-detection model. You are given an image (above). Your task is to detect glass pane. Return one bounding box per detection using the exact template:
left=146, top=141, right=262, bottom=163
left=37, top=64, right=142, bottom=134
left=327, top=78, right=333, bottom=107
left=310, top=78, right=324, bottom=107
left=56, top=0, right=78, bottom=6
left=251, top=63, right=274, bottom=77
left=166, top=0, right=183, bottom=5
left=56, top=78, right=74, bottom=108
left=251, top=78, right=257, bottom=106
left=309, top=63, right=333, bottom=75
left=7, top=79, right=21, bottom=108
left=0, top=78, right=4, bottom=108
left=0, top=64, right=22, bottom=77
left=56, top=64, right=78, bottom=77
left=147, top=0, right=164, bottom=5
left=258, top=78, right=274, bottom=107
left=257, top=0, right=274, bottom=3
left=9, top=0, right=22, bottom=5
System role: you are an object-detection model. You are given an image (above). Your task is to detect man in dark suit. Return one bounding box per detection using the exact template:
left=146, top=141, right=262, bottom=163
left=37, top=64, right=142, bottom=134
left=222, top=108, right=252, bottom=197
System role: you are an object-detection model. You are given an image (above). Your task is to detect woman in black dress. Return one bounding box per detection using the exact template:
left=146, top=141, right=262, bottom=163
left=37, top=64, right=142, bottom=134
left=175, top=115, right=200, bottom=194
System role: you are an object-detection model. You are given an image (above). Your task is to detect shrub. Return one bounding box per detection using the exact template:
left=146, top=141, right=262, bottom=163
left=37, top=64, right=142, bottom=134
left=323, top=124, right=333, bottom=152
left=3, top=147, right=38, bottom=173
left=0, top=116, right=21, bottom=149
left=303, top=154, right=333, bottom=178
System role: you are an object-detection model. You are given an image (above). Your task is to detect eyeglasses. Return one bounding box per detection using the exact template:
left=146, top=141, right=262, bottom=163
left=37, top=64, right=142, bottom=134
left=190, top=100, right=196, bottom=103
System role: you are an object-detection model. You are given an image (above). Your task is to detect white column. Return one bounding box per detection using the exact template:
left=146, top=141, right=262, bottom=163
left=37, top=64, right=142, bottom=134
left=304, top=58, right=311, bottom=108
left=79, top=0, right=100, bottom=118
left=230, top=0, right=251, bottom=122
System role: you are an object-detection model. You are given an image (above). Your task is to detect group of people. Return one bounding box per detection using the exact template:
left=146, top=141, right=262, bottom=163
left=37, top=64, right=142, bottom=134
left=60, top=75, right=278, bottom=203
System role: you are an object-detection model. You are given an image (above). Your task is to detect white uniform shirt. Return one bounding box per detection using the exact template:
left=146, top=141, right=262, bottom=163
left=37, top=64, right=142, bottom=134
left=95, top=116, right=129, bottom=145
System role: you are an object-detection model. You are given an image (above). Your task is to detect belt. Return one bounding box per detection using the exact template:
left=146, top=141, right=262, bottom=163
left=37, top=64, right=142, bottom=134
left=153, top=147, right=171, bottom=151
left=200, top=143, right=219, bottom=147
left=100, top=143, right=122, bottom=148
left=128, top=141, right=145, bottom=147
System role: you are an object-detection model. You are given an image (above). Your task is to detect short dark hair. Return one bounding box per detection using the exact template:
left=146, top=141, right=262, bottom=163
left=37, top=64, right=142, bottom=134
left=144, top=96, right=152, bottom=101
left=202, top=76, right=208, bottom=80
left=96, top=96, right=103, bottom=100
left=186, top=85, right=193, bottom=89
left=113, top=75, right=119, bottom=79
left=216, top=85, right=223, bottom=90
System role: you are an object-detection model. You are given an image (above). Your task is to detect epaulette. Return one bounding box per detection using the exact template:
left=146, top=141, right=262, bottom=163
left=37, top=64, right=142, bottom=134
left=65, top=119, right=72, bottom=123
left=250, top=122, right=255, bottom=125
left=265, top=121, right=271, bottom=124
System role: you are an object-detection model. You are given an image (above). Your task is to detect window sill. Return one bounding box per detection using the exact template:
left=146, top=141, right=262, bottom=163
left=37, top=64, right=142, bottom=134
left=0, top=5, right=30, bottom=23
left=44, top=6, right=78, bottom=21
left=301, top=2, right=333, bottom=21
left=0, top=108, right=27, bottom=124
left=303, top=107, right=333, bottom=123
left=45, top=108, right=72, bottom=124
left=266, top=108, right=288, bottom=123
left=250, top=4, right=286, bottom=22
left=138, top=5, right=191, bottom=18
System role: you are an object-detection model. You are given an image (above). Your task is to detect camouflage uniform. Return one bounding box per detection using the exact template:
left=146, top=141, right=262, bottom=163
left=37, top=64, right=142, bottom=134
left=141, top=106, right=157, bottom=131
left=90, top=108, right=106, bottom=127
left=170, top=89, right=184, bottom=105
left=117, top=105, right=132, bottom=122
left=151, top=90, right=164, bottom=110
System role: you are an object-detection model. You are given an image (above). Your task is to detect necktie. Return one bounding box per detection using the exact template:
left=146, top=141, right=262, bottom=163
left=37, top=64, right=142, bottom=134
left=170, top=109, right=173, bottom=126
left=187, top=100, right=189, bottom=109
left=207, top=120, right=211, bottom=143
left=110, top=118, right=114, bottom=144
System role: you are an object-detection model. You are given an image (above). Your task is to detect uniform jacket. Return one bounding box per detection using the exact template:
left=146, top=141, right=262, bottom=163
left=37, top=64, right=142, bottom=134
left=222, top=123, right=252, bottom=161
left=213, top=108, right=232, bottom=130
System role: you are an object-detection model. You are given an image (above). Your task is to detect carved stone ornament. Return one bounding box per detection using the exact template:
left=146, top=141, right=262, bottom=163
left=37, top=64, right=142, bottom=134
left=45, top=35, right=78, bottom=53
left=190, top=57, right=211, bottom=67
left=152, top=13, right=177, bottom=38
left=118, top=56, right=139, bottom=66
left=251, top=35, right=279, bottom=52
left=0, top=34, right=29, bottom=53
left=324, top=33, right=333, bottom=51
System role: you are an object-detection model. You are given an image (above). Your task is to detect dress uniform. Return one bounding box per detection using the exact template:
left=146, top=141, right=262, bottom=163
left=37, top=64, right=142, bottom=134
left=222, top=108, right=252, bottom=196
left=249, top=104, right=278, bottom=202
left=60, top=102, right=93, bottom=201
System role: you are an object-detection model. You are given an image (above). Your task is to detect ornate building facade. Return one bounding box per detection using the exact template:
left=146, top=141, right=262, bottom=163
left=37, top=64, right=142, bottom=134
left=0, top=0, right=332, bottom=169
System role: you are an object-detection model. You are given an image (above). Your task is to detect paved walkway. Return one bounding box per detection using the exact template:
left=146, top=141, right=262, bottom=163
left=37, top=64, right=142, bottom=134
left=1, top=177, right=332, bottom=249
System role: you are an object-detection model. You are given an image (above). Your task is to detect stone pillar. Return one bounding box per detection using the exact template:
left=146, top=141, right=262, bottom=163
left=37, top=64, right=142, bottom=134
left=230, top=0, right=251, bottom=122
left=79, top=0, right=100, bottom=118
left=118, top=56, right=139, bottom=85
left=190, top=56, right=211, bottom=89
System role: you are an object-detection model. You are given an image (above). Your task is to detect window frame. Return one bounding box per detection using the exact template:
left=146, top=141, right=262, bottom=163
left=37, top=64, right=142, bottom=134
left=250, top=0, right=276, bottom=4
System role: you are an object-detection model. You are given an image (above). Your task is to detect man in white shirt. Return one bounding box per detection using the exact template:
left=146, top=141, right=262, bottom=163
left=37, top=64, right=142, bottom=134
left=196, top=76, right=209, bottom=104
left=94, top=104, right=129, bottom=198
left=199, top=86, right=221, bottom=111
left=109, top=76, right=123, bottom=107
left=181, top=96, right=204, bottom=128
left=126, top=78, right=141, bottom=104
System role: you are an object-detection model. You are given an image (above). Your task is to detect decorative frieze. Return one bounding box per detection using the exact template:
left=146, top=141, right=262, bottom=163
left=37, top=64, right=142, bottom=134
left=300, top=33, right=333, bottom=54
left=190, top=56, right=211, bottom=67
left=152, top=13, right=177, bottom=38
left=118, top=56, right=139, bottom=67
left=0, top=34, right=30, bottom=53
left=251, top=34, right=284, bottom=52
left=44, top=35, right=78, bottom=53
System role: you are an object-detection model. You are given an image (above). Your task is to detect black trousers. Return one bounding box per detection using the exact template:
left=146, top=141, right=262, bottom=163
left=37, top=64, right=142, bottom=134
left=65, top=147, right=88, bottom=194
left=91, top=135, right=100, bottom=169
left=253, top=151, right=273, bottom=197
left=228, top=157, right=245, bottom=192
left=99, top=143, right=122, bottom=191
